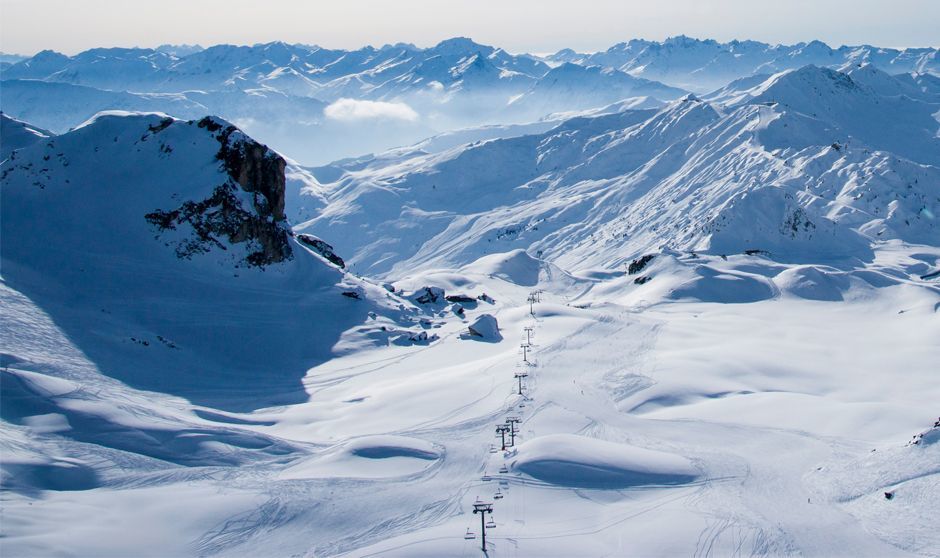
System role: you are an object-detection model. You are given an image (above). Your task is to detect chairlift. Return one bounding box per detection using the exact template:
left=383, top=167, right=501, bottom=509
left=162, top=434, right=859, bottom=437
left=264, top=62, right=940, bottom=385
left=482, top=474, right=492, bottom=482
left=498, top=465, right=509, bottom=474
left=485, top=519, right=497, bottom=529
left=494, top=488, right=504, bottom=500
left=489, top=445, right=498, bottom=454
left=464, top=528, right=476, bottom=540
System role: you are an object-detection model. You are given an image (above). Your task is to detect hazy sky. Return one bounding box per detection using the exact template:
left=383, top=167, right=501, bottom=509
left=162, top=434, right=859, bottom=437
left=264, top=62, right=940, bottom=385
left=2, top=0, right=938, bottom=55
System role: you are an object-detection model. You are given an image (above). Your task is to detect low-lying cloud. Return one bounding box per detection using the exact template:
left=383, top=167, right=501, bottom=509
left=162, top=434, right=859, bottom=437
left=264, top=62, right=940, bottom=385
left=324, top=98, right=419, bottom=122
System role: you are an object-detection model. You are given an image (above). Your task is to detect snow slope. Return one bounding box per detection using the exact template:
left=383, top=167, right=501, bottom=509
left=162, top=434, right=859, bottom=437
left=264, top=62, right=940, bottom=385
left=1, top=112, right=53, bottom=161
left=296, top=65, right=940, bottom=277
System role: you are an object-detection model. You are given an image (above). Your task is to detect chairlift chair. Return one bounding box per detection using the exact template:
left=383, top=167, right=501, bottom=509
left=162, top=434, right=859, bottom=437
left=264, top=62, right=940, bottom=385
left=498, top=465, right=509, bottom=474
left=486, top=519, right=497, bottom=529
left=494, top=488, right=504, bottom=500
left=464, top=528, right=476, bottom=540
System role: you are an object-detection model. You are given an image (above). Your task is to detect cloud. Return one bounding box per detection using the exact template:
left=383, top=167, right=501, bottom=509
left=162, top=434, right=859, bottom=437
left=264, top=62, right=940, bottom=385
left=324, top=98, right=419, bottom=122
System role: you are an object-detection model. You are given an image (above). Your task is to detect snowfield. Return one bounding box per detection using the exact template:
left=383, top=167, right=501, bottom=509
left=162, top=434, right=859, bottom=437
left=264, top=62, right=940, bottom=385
left=2, top=39, right=940, bottom=558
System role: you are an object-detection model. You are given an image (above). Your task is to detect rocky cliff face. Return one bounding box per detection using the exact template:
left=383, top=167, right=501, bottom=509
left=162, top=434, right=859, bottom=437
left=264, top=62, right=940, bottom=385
left=145, top=117, right=293, bottom=267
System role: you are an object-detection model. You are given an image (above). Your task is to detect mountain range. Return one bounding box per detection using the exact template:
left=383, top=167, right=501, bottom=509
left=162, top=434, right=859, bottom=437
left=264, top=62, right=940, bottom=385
left=297, top=63, right=940, bottom=277
left=4, top=36, right=936, bottom=164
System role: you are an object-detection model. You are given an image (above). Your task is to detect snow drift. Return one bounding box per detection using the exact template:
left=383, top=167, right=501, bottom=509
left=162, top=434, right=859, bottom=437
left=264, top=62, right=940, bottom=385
left=513, top=434, right=698, bottom=489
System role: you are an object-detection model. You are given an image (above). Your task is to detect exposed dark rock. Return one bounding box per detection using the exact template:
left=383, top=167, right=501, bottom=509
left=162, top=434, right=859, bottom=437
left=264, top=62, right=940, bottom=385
left=919, top=269, right=940, bottom=280
left=145, top=118, right=293, bottom=267
left=628, top=254, right=656, bottom=275
left=341, top=290, right=362, bottom=300
left=745, top=249, right=772, bottom=256
left=477, top=293, right=496, bottom=304
left=413, top=286, right=445, bottom=304
left=393, top=330, right=439, bottom=346
left=198, top=116, right=286, bottom=221
left=145, top=183, right=292, bottom=267
left=634, top=276, right=652, bottom=285
left=446, top=294, right=476, bottom=303
left=144, top=117, right=175, bottom=138
left=297, top=234, right=345, bottom=268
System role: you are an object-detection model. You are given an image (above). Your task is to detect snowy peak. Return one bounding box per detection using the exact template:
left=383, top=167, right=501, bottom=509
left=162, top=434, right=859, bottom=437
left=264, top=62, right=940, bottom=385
left=1, top=112, right=54, bottom=161
left=430, top=37, right=495, bottom=58
left=742, top=65, right=861, bottom=107
left=1, top=112, right=443, bottom=416
left=738, top=65, right=940, bottom=165
left=2, top=112, right=294, bottom=269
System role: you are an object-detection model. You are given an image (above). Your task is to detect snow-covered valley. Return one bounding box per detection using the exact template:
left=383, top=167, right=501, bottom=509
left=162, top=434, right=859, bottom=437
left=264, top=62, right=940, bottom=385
left=2, top=34, right=940, bottom=558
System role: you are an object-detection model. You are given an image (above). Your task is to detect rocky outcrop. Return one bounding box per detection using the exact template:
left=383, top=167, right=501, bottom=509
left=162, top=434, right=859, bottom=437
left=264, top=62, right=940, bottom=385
left=297, top=234, right=345, bottom=268
left=199, top=116, right=287, bottom=221
left=145, top=117, right=293, bottom=267
left=628, top=254, right=655, bottom=274
left=413, top=286, right=445, bottom=304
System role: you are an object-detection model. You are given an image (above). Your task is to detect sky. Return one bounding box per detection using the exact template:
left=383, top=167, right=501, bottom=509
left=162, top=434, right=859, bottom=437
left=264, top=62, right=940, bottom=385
left=1, top=0, right=939, bottom=55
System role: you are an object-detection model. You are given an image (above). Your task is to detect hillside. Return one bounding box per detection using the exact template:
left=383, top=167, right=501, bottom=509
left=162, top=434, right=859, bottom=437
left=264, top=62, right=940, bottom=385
left=297, top=65, right=940, bottom=277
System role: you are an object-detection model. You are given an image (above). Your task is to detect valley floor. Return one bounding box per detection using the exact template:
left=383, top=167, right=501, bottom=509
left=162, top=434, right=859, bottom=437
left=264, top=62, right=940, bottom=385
left=2, top=262, right=938, bottom=558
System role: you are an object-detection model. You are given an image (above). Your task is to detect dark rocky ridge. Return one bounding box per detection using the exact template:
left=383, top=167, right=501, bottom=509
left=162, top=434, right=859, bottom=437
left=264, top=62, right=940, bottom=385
left=297, top=234, right=345, bottom=268
left=145, top=117, right=293, bottom=267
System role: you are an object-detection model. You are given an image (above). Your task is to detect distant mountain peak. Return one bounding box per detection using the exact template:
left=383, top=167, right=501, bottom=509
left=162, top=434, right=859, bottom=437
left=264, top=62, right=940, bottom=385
left=432, top=37, right=493, bottom=56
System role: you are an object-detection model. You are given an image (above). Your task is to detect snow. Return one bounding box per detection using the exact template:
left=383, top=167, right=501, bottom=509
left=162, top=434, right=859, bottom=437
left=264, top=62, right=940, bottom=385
left=2, top=38, right=940, bottom=558
left=513, top=434, right=698, bottom=488
left=548, top=36, right=940, bottom=94
left=1, top=113, right=53, bottom=161
left=466, top=313, right=501, bottom=341
left=296, top=65, right=938, bottom=277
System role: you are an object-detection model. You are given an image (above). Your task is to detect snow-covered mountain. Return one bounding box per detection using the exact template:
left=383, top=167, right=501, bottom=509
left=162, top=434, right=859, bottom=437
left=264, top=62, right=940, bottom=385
left=548, top=36, right=940, bottom=93
left=1, top=38, right=688, bottom=164
left=298, top=64, right=940, bottom=277
left=0, top=112, right=53, bottom=160
left=1, top=112, right=436, bottom=411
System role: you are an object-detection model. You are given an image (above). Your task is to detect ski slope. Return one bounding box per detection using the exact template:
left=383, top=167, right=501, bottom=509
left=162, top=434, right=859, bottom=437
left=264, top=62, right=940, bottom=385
left=3, top=247, right=937, bottom=556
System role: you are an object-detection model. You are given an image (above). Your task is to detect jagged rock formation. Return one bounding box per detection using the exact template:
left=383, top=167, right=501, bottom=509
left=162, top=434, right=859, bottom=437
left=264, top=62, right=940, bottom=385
left=145, top=116, right=292, bottom=267
left=413, top=286, right=445, bottom=305
left=628, top=255, right=656, bottom=274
